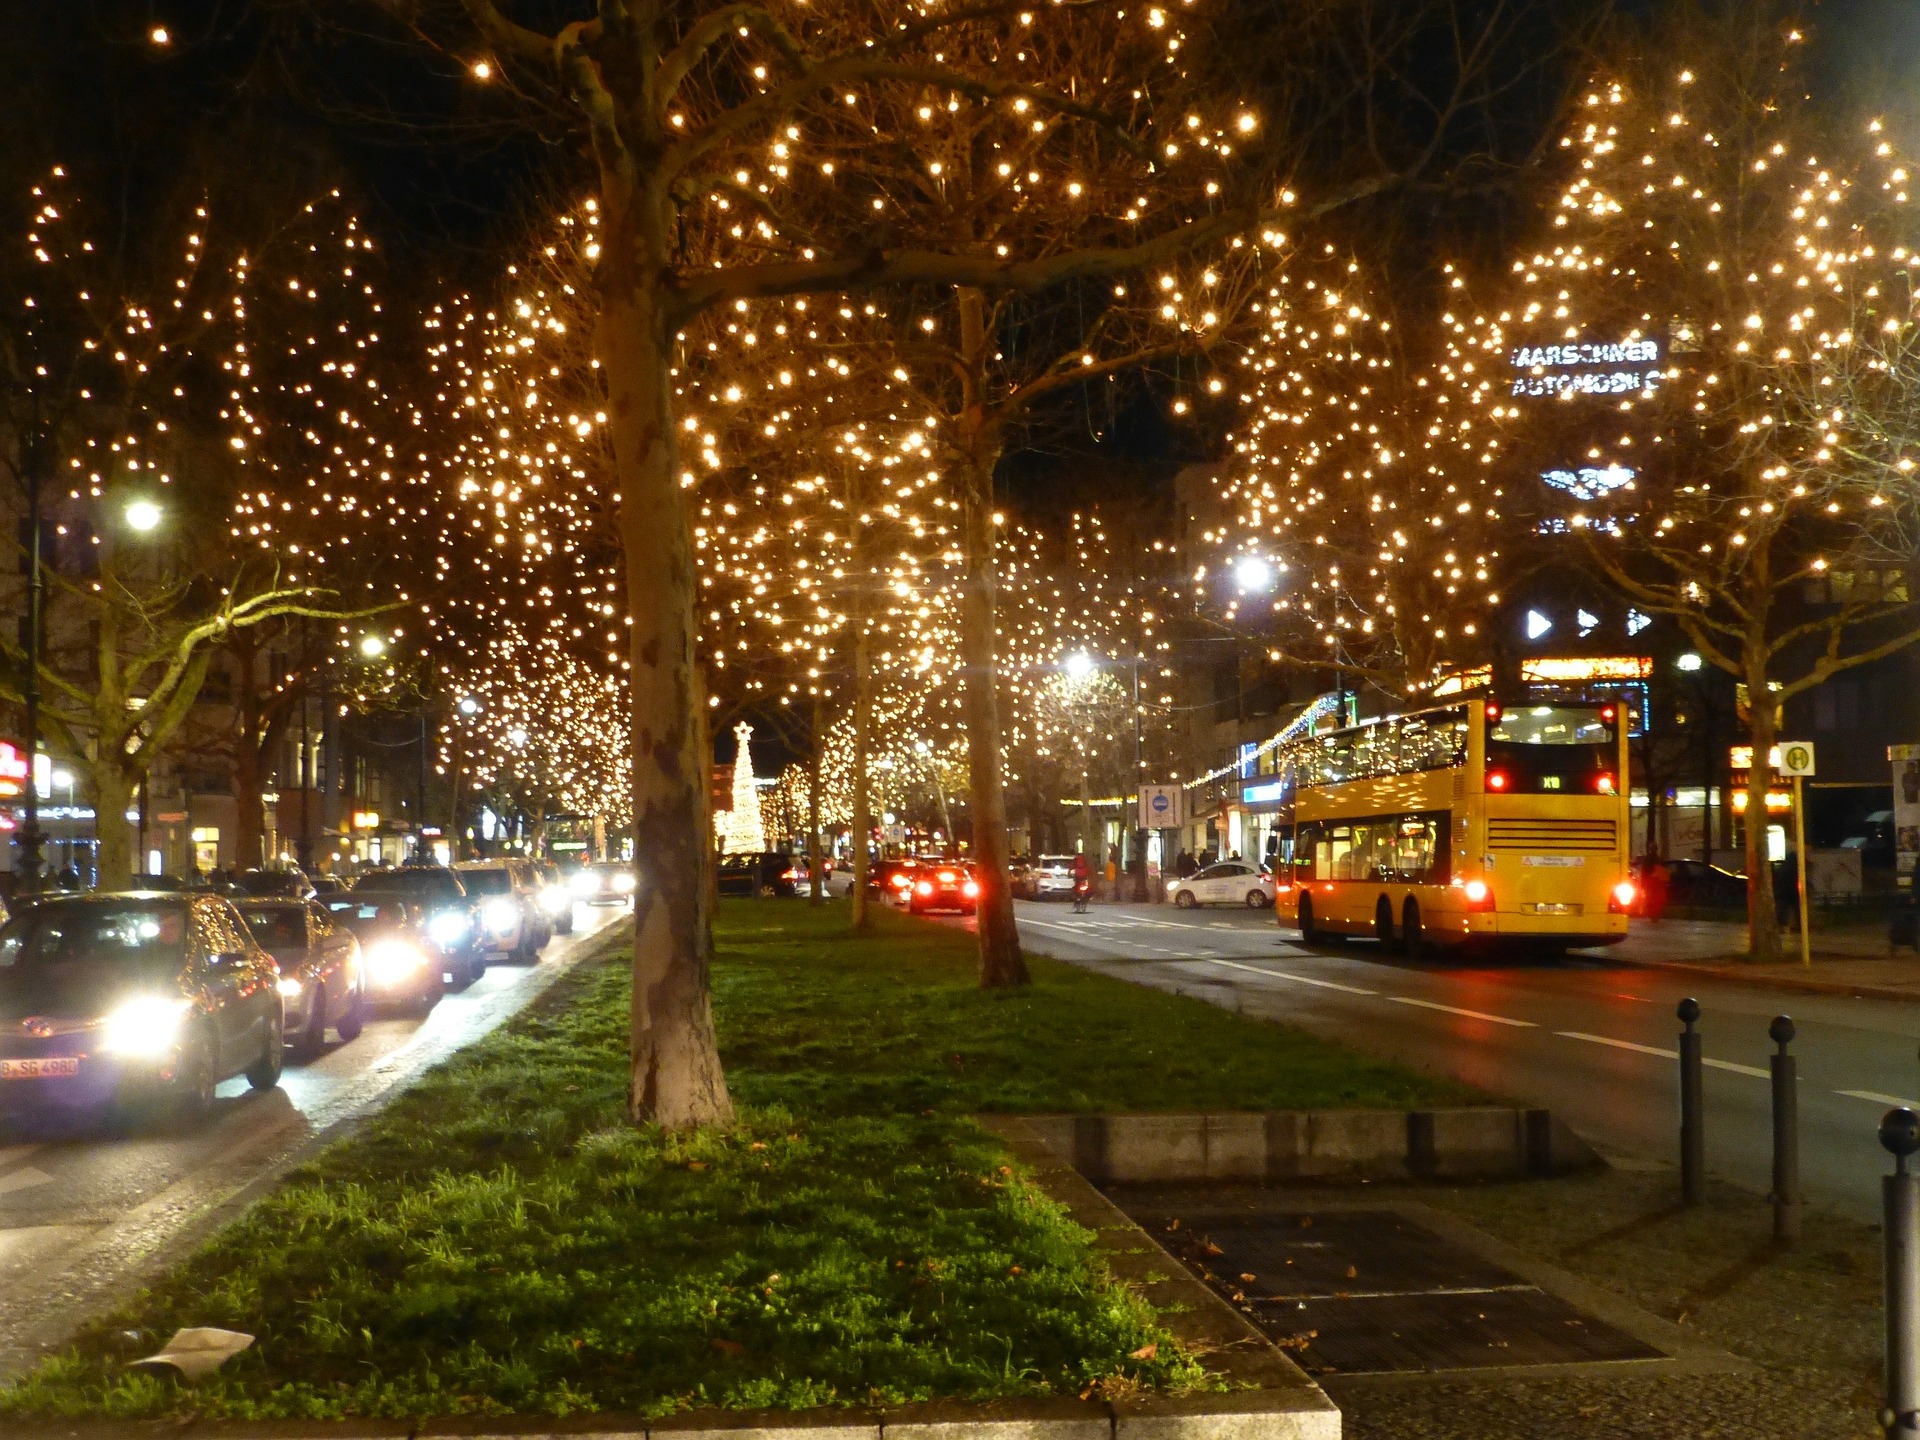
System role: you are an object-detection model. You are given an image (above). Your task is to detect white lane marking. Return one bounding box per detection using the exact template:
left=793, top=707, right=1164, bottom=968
left=1555, top=1031, right=1769, bottom=1078
left=1389, top=996, right=1535, bottom=1028
left=0, top=1166, right=53, bottom=1197
left=1838, top=1089, right=1920, bottom=1108
left=1557, top=1031, right=1679, bottom=1060
left=1205, top=958, right=1378, bottom=995
left=0, top=1145, right=41, bottom=1172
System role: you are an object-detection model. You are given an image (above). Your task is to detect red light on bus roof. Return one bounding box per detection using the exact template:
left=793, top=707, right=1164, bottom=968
left=1601, top=705, right=1617, bottom=722
left=1485, top=701, right=1503, bottom=722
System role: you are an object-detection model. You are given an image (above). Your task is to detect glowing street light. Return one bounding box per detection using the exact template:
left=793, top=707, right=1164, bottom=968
left=1063, top=651, right=1097, bottom=682
left=458, top=696, right=482, bottom=716
left=124, top=499, right=163, bottom=533
left=1676, top=652, right=1704, bottom=672
left=358, top=634, right=388, bottom=659
left=1232, top=555, right=1276, bottom=592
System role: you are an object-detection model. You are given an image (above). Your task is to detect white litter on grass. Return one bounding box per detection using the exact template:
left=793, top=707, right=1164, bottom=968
left=129, top=1327, right=254, bottom=1380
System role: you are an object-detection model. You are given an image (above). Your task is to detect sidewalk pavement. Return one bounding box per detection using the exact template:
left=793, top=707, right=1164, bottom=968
left=1611, top=916, right=1920, bottom=1002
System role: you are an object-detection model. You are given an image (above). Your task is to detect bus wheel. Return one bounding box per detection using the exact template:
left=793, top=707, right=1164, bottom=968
left=1296, top=893, right=1319, bottom=943
left=1374, top=898, right=1398, bottom=953
left=1402, top=899, right=1426, bottom=959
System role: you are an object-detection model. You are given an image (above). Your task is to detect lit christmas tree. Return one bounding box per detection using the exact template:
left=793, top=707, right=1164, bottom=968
left=721, top=723, right=768, bottom=855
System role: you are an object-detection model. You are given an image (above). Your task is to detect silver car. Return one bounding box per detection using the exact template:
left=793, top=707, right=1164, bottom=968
left=234, top=899, right=366, bottom=1056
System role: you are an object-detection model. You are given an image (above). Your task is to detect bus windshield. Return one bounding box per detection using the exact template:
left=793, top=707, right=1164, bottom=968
left=1486, top=704, right=1616, bottom=794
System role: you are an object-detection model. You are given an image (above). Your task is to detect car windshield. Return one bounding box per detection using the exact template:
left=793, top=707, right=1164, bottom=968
left=1039, top=856, right=1075, bottom=870
left=0, top=901, right=190, bottom=1013
left=354, top=870, right=466, bottom=900
left=328, top=900, right=409, bottom=931
left=236, top=906, right=306, bottom=950
left=457, top=868, right=512, bottom=895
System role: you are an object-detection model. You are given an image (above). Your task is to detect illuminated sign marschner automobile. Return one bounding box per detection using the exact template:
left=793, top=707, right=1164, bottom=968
left=1509, top=338, right=1663, bottom=399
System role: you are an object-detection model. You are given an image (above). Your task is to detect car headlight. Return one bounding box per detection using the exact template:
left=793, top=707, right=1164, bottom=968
left=611, top=871, right=636, bottom=894
left=569, top=870, right=600, bottom=897
left=367, top=939, right=428, bottom=986
left=540, top=885, right=569, bottom=915
left=482, top=898, right=518, bottom=933
left=99, top=995, right=192, bottom=1058
left=277, top=977, right=304, bottom=998
left=428, top=910, right=470, bottom=946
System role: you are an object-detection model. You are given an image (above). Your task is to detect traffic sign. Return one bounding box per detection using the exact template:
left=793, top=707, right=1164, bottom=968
left=1138, top=784, right=1183, bottom=829
left=1778, top=742, right=1816, bottom=777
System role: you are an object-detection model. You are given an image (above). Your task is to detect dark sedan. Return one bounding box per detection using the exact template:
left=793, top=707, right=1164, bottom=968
left=235, top=899, right=366, bottom=1057
left=351, top=866, right=485, bottom=987
left=323, top=898, right=447, bottom=1014
left=908, top=863, right=979, bottom=915
left=0, top=893, right=283, bottom=1128
left=718, top=852, right=799, bottom=897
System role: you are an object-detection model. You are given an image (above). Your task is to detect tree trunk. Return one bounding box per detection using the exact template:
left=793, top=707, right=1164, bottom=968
left=953, top=289, right=1025, bottom=988
left=229, top=629, right=267, bottom=871
left=93, top=763, right=136, bottom=891
left=850, top=621, right=873, bottom=930
left=1742, top=651, right=1781, bottom=963
left=600, top=216, right=733, bottom=1130
left=955, top=454, right=1025, bottom=987
left=808, top=694, right=824, bottom=905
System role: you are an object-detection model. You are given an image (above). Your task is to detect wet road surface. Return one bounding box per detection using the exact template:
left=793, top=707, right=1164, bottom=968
left=997, top=900, right=1920, bottom=1224
left=0, top=902, right=628, bottom=1377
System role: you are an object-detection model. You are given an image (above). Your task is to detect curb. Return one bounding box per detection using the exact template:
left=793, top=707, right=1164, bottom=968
left=1011, top=1109, right=1597, bottom=1186
left=1628, top=956, right=1920, bottom=1004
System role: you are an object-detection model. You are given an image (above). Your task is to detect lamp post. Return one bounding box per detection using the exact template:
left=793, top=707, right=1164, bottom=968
left=1064, top=650, right=1150, bottom=902
left=16, top=419, right=45, bottom=894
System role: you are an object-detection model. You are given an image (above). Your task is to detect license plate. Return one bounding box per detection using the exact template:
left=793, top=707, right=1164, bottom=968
left=0, top=1057, right=78, bottom=1079
left=1526, top=902, right=1582, bottom=916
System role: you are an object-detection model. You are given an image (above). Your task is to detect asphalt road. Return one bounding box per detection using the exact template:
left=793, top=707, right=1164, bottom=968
left=1004, top=898, right=1920, bottom=1224
left=0, top=900, right=628, bottom=1378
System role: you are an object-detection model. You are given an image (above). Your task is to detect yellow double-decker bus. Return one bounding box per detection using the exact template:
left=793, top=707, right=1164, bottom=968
left=1274, top=697, right=1635, bottom=956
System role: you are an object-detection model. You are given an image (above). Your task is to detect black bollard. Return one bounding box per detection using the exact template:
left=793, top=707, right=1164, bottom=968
left=1881, top=1109, right=1920, bottom=1439
left=1770, top=1015, right=1800, bottom=1244
left=1678, top=997, right=1704, bottom=1205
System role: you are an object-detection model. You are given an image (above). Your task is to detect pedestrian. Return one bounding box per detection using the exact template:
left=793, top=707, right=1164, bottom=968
left=1176, top=849, right=1197, bottom=879
left=1772, top=850, right=1800, bottom=934
left=1640, top=860, right=1671, bottom=924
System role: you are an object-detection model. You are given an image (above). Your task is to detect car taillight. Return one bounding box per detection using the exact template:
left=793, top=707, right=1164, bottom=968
left=1609, top=880, right=1637, bottom=913
left=963, top=880, right=979, bottom=898
left=891, top=874, right=911, bottom=888
left=1595, top=773, right=1617, bottom=795
left=1487, top=770, right=1509, bottom=791
left=1461, top=878, right=1495, bottom=911
left=782, top=869, right=800, bottom=881
left=915, top=880, right=933, bottom=896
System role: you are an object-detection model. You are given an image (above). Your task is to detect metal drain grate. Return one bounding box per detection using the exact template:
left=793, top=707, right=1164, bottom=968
left=1151, top=1209, right=1663, bottom=1376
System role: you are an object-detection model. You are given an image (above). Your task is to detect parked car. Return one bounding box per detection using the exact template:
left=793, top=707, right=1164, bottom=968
left=908, top=863, right=980, bottom=915
left=309, top=876, right=347, bottom=899
left=453, top=860, right=551, bottom=961
left=573, top=861, right=637, bottom=905
left=350, top=866, right=486, bottom=987
left=323, top=897, right=448, bottom=1013
left=0, top=893, right=283, bottom=1127
left=718, top=852, right=799, bottom=897
left=1629, top=857, right=1749, bottom=913
left=234, top=899, right=365, bottom=1057
left=1029, top=855, right=1081, bottom=902
left=1167, top=861, right=1274, bottom=910
left=231, top=868, right=316, bottom=901
left=536, top=862, right=576, bottom=936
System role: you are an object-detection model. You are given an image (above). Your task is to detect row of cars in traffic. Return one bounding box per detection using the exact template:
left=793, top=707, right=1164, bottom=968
left=0, top=857, right=638, bottom=1131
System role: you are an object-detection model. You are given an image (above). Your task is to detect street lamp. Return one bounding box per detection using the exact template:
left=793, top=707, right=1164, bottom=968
left=1676, top=652, right=1704, bottom=672
left=123, top=498, right=163, bottom=532
left=358, top=634, right=388, bottom=659
left=1063, top=651, right=1096, bottom=683
left=1233, top=555, right=1276, bottom=593
left=458, top=695, right=481, bottom=716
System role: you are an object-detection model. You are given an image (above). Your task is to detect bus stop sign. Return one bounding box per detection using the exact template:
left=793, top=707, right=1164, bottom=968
left=1779, top=742, right=1816, bottom=777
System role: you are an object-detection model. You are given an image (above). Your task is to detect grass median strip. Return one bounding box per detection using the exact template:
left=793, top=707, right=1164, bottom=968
left=0, top=899, right=1470, bottom=1423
